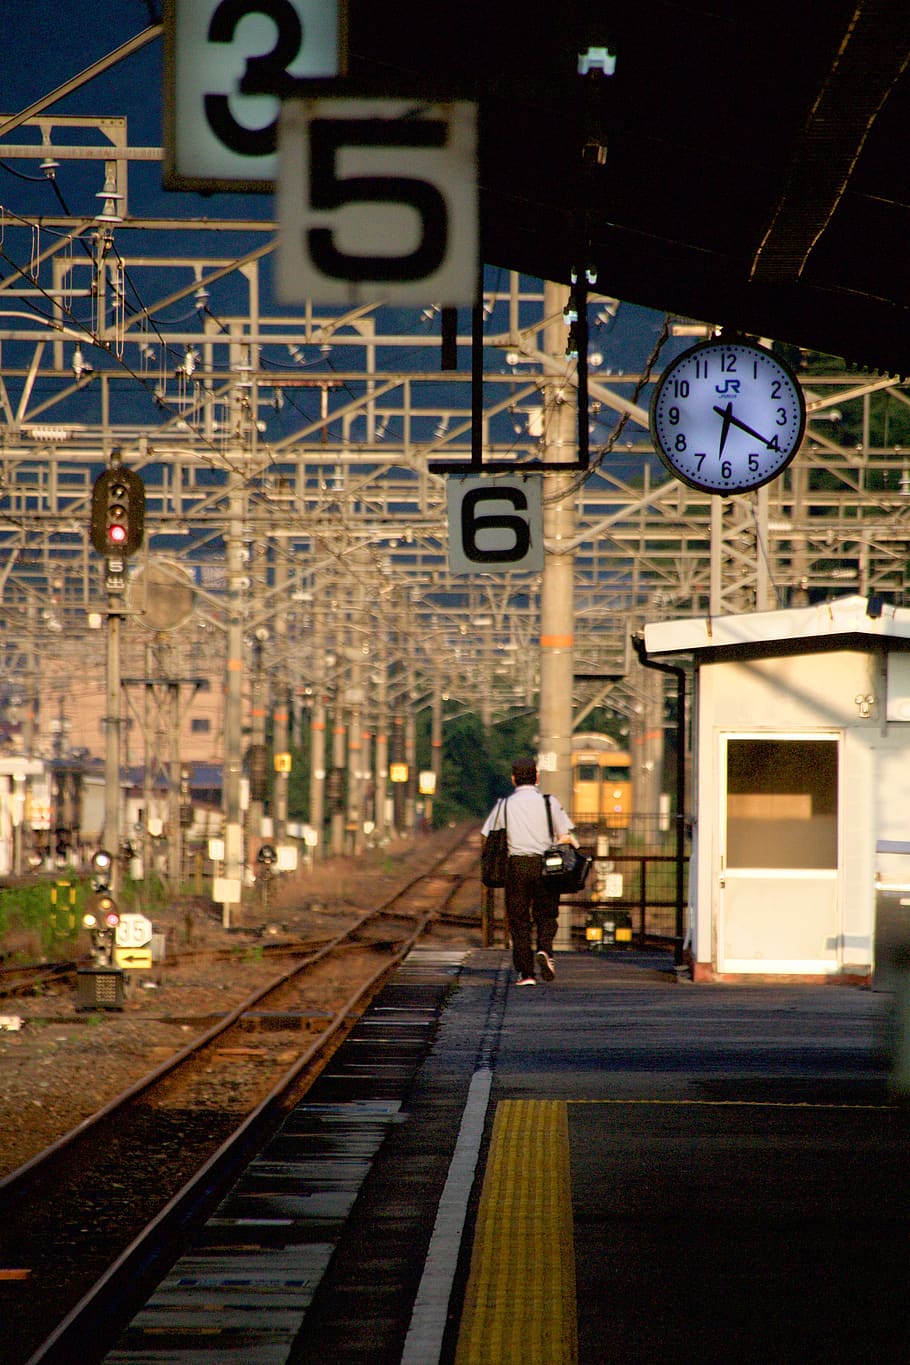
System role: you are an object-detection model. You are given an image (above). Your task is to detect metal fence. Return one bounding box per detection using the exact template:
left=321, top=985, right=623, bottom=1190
left=570, top=812, right=692, bottom=945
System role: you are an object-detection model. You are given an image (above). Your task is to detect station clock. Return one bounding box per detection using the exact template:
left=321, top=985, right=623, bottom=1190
left=649, top=338, right=806, bottom=494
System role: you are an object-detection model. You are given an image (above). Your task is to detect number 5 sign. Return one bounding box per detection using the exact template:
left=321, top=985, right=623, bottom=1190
left=447, top=477, right=544, bottom=575
left=277, top=98, right=478, bottom=305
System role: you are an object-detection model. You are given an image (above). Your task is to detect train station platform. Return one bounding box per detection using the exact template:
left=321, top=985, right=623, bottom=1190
left=107, top=947, right=910, bottom=1365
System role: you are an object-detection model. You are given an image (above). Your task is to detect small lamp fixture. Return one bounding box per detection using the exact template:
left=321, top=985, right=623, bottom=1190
left=577, top=46, right=617, bottom=76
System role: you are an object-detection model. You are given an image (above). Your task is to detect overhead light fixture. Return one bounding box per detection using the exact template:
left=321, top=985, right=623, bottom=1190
left=577, top=46, right=617, bottom=76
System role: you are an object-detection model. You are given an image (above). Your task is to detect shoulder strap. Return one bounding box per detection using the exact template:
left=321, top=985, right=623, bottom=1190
left=543, top=793, right=555, bottom=840
left=494, top=796, right=508, bottom=831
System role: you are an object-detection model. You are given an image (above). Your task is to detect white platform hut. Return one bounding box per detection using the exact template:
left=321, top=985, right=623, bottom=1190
left=642, top=594, right=910, bottom=983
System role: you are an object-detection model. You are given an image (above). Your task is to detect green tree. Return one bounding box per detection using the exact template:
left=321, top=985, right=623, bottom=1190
left=417, top=706, right=538, bottom=827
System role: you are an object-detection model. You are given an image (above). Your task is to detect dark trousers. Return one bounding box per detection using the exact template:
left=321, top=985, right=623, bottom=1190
left=505, top=854, right=561, bottom=978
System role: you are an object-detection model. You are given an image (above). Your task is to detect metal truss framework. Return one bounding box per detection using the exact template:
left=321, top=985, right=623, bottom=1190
left=0, top=114, right=909, bottom=759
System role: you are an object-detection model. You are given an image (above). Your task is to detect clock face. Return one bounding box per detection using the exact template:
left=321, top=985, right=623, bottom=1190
left=649, top=340, right=806, bottom=494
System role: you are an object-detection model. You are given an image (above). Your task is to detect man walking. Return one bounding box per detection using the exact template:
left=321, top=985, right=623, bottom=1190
left=481, top=757, right=576, bottom=985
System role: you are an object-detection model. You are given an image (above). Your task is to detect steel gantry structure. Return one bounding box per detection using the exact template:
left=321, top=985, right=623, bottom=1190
left=0, top=99, right=909, bottom=878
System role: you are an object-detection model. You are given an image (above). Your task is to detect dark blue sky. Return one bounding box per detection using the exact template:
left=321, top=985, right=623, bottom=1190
left=1, top=1, right=689, bottom=380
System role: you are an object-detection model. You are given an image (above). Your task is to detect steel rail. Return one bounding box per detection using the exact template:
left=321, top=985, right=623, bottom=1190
left=24, top=905, right=441, bottom=1365
left=0, top=828, right=478, bottom=1196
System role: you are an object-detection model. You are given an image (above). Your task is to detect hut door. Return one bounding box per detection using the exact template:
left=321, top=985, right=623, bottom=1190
left=718, top=735, right=840, bottom=973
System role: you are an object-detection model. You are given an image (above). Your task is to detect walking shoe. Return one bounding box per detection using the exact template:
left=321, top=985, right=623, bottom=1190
left=515, top=976, right=536, bottom=987
left=535, top=951, right=555, bottom=982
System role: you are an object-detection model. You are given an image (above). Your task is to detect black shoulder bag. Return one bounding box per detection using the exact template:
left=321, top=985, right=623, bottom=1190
left=481, top=798, right=509, bottom=888
left=541, top=795, right=591, bottom=894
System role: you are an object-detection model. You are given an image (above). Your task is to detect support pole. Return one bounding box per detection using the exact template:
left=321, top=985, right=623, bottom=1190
left=538, top=280, right=576, bottom=816
left=273, top=550, right=289, bottom=843
left=309, top=590, right=327, bottom=857
left=222, top=470, right=245, bottom=926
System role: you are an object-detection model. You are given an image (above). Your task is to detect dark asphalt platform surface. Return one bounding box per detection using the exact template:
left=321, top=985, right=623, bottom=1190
left=496, top=951, right=908, bottom=1364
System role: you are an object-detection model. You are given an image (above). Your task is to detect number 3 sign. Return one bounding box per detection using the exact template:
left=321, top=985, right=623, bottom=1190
left=165, top=0, right=344, bottom=188
left=278, top=98, right=477, bottom=305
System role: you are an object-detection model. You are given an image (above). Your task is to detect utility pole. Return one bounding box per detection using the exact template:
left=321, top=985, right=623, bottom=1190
left=142, top=643, right=152, bottom=887
left=222, top=468, right=245, bottom=926
left=309, top=593, right=327, bottom=857
left=538, top=280, right=576, bottom=812
left=330, top=677, right=346, bottom=856
left=374, top=605, right=389, bottom=841
left=272, top=548, right=289, bottom=843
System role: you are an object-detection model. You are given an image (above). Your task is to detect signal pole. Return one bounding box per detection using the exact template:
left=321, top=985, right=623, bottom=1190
left=91, top=452, right=145, bottom=887
left=104, top=562, right=123, bottom=887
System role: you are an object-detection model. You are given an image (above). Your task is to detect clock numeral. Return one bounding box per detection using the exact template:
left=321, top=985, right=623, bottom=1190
left=771, top=380, right=782, bottom=399
left=720, top=351, right=737, bottom=372
left=776, top=407, right=788, bottom=426
left=720, top=459, right=732, bottom=479
left=749, top=453, right=760, bottom=472
left=671, top=379, right=689, bottom=398
left=695, top=453, right=707, bottom=472
left=668, top=406, right=680, bottom=425
left=768, top=435, right=781, bottom=451
left=675, top=434, right=687, bottom=452
left=695, top=359, right=709, bottom=379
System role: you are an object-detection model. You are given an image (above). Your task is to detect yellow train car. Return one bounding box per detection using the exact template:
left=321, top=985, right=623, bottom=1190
left=571, top=732, right=632, bottom=830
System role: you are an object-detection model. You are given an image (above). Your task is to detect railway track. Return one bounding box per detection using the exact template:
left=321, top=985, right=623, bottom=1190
left=0, top=828, right=482, bottom=1365
left=0, top=959, right=77, bottom=998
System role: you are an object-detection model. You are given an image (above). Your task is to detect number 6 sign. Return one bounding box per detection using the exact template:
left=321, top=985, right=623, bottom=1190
left=277, top=98, right=478, bottom=305
left=447, top=477, right=544, bottom=575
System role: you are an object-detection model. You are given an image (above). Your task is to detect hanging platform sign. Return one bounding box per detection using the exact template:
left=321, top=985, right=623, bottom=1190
left=277, top=97, right=477, bottom=305
left=447, top=475, right=544, bottom=575
left=164, top=0, right=346, bottom=190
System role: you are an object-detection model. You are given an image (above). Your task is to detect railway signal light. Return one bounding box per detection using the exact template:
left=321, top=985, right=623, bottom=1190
left=84, top=848, right=119, bottom=965
left=90, top=847, right=114, bottom=890
left=257, top=843, right=277, bottom=868
left=90, top=465, right=145, bottom=558
left=82, top=893, right=119, bottom=966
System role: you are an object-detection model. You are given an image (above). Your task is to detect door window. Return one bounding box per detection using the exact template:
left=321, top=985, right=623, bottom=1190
left=726, top=738, right=837, bottom=869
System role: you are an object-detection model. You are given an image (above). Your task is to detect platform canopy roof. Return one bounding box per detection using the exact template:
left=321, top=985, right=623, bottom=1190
left=643, top=595, right=910, bottom=658
left=351, top=1, right=910, bottom=374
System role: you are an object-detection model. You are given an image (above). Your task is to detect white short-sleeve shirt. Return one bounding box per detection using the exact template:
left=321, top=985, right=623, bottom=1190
left=481, top=784, right=573, bottom=856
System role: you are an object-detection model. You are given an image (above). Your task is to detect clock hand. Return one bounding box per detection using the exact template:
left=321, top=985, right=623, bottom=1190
left=713, top=405, right=773, bottom=447
left=716, top=402, right=733, bottom=458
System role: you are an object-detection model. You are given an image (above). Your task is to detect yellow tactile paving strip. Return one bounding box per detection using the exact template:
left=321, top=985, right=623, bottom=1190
left=454, top=1099, right=577, bottom=1365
